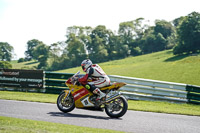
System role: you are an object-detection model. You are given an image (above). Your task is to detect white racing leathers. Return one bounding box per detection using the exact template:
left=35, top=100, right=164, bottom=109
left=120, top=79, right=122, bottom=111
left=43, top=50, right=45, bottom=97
left=86, top=64, right=110, bottom=88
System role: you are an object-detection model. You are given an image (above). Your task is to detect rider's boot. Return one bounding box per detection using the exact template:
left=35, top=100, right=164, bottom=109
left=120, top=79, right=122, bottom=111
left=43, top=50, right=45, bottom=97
left=93, top=88, right=106, bottom=100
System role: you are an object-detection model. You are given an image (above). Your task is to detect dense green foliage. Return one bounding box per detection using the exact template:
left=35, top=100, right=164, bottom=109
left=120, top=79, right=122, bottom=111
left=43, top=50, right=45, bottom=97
left=35, top=18, right=177, bottom=70
left=174, top=12, right=200, bottom=55
left=32, top=43, right=50, bottom=69
left=24, top=39, right=43, bottom=61
left=0, top=61, right=12, bottom=68
left=24, top=39, right=50, bottom=69
left=0, top=42, right=13, bottom=61
left=17, top=58, right=25, bottom=63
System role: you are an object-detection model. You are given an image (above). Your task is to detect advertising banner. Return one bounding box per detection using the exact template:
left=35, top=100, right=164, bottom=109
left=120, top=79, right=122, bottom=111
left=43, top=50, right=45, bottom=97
left=0, top=69, right=43, bottom=89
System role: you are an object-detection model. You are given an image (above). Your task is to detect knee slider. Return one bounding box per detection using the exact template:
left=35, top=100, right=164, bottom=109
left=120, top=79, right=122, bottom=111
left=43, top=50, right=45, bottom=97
left=85, top=85, right=90, bottom=89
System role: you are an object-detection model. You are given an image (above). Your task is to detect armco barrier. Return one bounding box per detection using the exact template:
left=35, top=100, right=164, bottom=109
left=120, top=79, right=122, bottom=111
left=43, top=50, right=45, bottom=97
left=186, top=85, right=200, bottom=104
left=109, top=75, right=187, bottom=103
left=109, top=75, right=200, bottom=104
left=44, top=72, right=200, bottom=104
left=44, top=71, right=73, bottom=94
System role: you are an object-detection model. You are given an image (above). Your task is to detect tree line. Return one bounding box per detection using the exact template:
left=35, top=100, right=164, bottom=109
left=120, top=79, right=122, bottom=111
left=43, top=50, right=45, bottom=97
left=1, top=11, right=200, bottom=70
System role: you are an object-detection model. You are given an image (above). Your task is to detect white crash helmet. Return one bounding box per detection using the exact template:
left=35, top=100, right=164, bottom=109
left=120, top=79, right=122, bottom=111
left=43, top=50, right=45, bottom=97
left=81, top=59, right=92, bottom=72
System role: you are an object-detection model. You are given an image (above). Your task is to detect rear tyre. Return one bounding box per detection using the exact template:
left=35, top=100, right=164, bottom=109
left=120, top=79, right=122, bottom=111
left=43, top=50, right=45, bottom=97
left=57, top=91, right=75, bottom=113
left=105, top=96, right=128, bottom=118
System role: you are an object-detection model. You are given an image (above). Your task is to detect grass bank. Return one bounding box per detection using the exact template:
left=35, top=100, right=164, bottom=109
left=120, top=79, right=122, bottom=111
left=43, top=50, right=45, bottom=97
left=1, top=91, right=200, bottom=116
left=0, top=116, right=123, bottom=133
left=57, top=50, right=200, bottom=86
left=10, top=60, right=38, bottom=69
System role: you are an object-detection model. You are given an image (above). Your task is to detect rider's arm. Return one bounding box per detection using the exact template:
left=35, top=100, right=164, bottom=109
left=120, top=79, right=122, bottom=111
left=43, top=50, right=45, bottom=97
left=78, top=68, right=94, bottom=85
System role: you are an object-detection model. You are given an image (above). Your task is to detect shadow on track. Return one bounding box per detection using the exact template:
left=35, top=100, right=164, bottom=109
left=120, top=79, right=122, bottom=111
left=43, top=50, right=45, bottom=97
left=48, top=112, right=122, bottom=120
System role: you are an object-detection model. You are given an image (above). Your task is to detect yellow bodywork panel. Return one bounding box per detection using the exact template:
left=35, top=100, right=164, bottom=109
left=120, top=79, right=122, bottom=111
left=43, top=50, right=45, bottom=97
left=100, top=82, right=126, bottom=91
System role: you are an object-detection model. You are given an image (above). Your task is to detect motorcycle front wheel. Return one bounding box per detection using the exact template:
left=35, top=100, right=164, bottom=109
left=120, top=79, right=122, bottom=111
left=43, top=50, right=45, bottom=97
left=57, top=91, right=75, bottom=113
left=105, top=96, right=128, bottom=118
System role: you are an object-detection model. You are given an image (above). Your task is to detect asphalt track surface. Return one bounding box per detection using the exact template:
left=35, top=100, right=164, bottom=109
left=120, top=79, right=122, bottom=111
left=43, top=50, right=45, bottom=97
left=0, top=99, right=200, bottom=133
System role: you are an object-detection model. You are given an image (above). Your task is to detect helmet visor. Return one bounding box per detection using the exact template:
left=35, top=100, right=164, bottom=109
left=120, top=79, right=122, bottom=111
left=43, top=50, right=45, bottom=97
left=82, top=66, right=86, bottom=72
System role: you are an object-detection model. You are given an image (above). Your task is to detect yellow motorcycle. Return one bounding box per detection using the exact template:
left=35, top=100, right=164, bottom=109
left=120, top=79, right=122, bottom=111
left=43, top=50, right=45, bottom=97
left=57, top=71, right=128, bottom=118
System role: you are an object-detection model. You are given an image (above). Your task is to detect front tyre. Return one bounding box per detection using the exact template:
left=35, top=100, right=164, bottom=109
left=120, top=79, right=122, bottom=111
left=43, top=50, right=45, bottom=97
left=57, top=91, right=75, bottom=113
left=105, top=96, right=128, bottom=118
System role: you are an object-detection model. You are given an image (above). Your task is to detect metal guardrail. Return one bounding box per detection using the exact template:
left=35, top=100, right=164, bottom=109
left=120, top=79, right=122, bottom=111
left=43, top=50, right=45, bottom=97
left=44, top=72, right=200, bottom=104
left=44, top=71, right=73, bottom=94
left=109, top=75, right=187, bottom=103
left=109, top=75, right=200, bottom=104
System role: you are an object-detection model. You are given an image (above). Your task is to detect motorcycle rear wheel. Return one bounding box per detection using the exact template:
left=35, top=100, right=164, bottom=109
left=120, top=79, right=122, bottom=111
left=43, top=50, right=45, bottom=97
left=105, top=96, right=128, bottom=118
left=57, top=91, right=75, bottom=113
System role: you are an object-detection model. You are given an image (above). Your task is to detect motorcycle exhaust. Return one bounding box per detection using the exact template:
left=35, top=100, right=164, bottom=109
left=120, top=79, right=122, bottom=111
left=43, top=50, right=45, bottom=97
left=105, top=93, right=121, bottom=103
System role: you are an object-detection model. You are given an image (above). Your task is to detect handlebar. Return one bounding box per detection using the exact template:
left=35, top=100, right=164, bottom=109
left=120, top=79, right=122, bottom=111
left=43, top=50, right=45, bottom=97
left=73, top=71, right=80, bottom=77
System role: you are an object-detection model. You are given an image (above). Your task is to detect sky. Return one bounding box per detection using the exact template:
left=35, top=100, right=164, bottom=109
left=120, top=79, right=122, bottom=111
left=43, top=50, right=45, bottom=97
left=0, top=0, right=200, bottom=59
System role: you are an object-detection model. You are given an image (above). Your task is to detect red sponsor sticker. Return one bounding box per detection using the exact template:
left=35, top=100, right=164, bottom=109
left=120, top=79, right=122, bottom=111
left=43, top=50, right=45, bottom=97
left=72, top=88, right=89, bottom=101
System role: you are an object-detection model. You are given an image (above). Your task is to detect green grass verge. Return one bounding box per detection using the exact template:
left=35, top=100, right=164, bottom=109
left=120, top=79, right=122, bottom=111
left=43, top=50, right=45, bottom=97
left=0, top=116, right=123, bottom=133
left=10, top=60, right=38, bottom=69
left=57, top=50, right=200, bottom=86
left=0, top=91, right=57, bottom=103
left=1, top=91, right=200, bottom=116
left=128, top=100, right=200, bottom=116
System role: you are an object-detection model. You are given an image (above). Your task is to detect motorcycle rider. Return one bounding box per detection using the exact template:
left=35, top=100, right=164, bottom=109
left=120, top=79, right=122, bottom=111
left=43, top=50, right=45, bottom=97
left=78, top=59, right=110, bottom=100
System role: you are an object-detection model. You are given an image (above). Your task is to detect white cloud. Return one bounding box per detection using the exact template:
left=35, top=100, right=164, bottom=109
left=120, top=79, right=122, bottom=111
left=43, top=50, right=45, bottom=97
left=0, top=0, right=200, bottom=59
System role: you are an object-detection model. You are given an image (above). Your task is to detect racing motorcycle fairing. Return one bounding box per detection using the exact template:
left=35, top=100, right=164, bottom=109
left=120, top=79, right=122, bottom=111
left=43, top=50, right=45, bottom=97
left=65, top=82, right=126, bottom=108
left=57, top=71, right=128, bottom=118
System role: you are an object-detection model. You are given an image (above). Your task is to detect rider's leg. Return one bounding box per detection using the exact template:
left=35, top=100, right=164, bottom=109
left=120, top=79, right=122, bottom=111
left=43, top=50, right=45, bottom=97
left=85, top=83, right=106, bottom=100
left=93, top=88, right=106, bottom=99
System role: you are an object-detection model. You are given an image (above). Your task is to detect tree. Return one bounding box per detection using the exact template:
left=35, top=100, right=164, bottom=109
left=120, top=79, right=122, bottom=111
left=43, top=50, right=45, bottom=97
left=141, top=32, right=167, bottom=54
left=173, top=12, right=200, bottom=55
left=118, top=21, right=135, bottom=56
left=88, top=25, right=112, bottom=62
left=154, top=20, right=174, bottom=39
left=0, top=61, right=12, bottom=68
left=0, top=42, right=14, bottom=61
left=65, top=26, right=90, bottom=66
left=118, top=18, right=148, bottom=40
left=48, top=26, right=92, bottom=70
left=25, top=39, right=43, bottom=61
left=132, top=18, right=149, bottom=39
left=109, top=35, right=124, bottom=59
left=173, top=16, right=185, bottom=28
left=49, top=42, right=62, bottom=63
left=66, top=26, right=92, bottom=50
left=65, top=34, right=87, bottom=66
left=18, top=58, right=25, bottom=63
left=32, top=43, right=50, bottom=69
left=118, top=21, right=135, bottom=43
left=140, top=33, right=156, bottom=53
left=118, top=18, right=149, bottom=56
